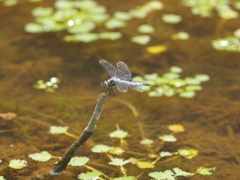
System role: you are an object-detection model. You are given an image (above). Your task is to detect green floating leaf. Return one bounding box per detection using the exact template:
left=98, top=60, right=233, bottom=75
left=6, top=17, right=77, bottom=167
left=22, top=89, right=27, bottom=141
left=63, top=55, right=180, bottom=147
left=145, top=0, right=164, bottom=10
left=105, top=18, right=126, bottom=29
left=184, top=77, right=201, bottom=85
left=218, top=5, right=238, bottom=19
left=162, top=14, right=182, bottom=24
left=0, top=159, right=2, bottom=163
left=144, top=73, right=159, bottom=80
left=32, top=7, right=53, bottom=17
left=195, top=74, right=210, bottom=82
left=138, top=24, right=155, bottom=33
left=112, top=176, right=135, bottom=180
left=173, top=167, right=194, bottom=177
left=178, top=149, right=198, bottom=159
left=9, top=159, right=27, bottom=169
left=196, top=167, right=216, bottom=175
left=169, top=79, right=186, bottom=87
left=78, top=171, right=102, bottom=180
left=0, top=176, right=6, bottom=180
left=54, top=0, right=74, bottom=10
left=99, top=32, right=122, bottom=40
left=91, top=144, right=112, bottom=153
left=131, top=35, right=151, bottom=45
left=140, top=139, right=154, bottom=145
left=49, top=126, right=69, bottom=134
left=25, top=23, right=44, bottom=33
left=108, top=158, right=130, bottom=166
left=172, top=32, right=189, bottom=40
left=113, top=11, right=132, bottom=21
left=185, top=85, right=202, bottom=91
left=163, top=72, right=179, bottom=80
left=170, top=66, right=183, bottom=73
left=160, top=151, right=172, bottom=157
left=109, top=130, right=128, bottom=139
left=67, top=23, right=95, bottom=34
left=159, top=135, right=177, bottom=142
left=3, top=0, right=17, bottom=6
left=75, top=33, right=98, bottom=43
left=69, top=157, right=89, bottom=166
left=29, top=151, right=52, bottom=162
left=179, top=91, right=196, bottom=98
left=234, top=29, right=240, bottom=38
left=149, top=170, right=175, bottom=180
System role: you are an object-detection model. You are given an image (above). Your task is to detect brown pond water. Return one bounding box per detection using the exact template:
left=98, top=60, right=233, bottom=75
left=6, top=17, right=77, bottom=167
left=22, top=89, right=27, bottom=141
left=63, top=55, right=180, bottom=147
left=0, top=0, right=240, bottom=180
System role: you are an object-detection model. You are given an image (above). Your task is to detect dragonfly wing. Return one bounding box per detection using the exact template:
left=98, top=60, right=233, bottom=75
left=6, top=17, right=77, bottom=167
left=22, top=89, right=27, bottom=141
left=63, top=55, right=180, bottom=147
left=116, top=61, right=132, bottom=81
left=129, top=86, right=143, bottom=92
left=100, top=60, right=117, bottom=78
left=116, top=84, right=128, bottom=92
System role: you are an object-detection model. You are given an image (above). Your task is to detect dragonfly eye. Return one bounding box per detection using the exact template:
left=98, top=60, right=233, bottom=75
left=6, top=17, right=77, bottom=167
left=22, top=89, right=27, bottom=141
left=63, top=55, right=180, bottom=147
left=101, top=82, right=107, bottom=88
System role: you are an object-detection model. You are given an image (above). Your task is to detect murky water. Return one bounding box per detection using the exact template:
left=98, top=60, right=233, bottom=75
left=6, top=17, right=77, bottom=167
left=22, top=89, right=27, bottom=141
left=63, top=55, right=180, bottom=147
left=0, top=0, right=240, bottom=180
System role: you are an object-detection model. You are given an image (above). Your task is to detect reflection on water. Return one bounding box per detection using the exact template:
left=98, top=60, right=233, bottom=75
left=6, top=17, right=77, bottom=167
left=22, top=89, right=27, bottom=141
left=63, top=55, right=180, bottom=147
left=0, top=0, right=240, bottom=179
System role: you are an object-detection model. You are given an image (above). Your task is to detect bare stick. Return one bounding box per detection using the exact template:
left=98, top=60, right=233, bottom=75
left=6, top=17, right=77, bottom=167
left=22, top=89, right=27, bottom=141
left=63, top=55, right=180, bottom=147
left=50, top=93, right=107, bottom=175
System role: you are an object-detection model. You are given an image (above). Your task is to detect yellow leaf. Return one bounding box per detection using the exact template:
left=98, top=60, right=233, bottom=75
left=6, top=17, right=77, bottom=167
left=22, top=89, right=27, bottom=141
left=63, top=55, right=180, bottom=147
left=147, top=45, right=167, bottom=54
left=168, top=124, right=185, bottom=133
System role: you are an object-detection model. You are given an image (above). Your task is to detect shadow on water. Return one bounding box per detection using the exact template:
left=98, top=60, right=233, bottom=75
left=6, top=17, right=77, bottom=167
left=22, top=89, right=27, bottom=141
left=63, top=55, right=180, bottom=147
left=0, top=0, right=240, bottom=179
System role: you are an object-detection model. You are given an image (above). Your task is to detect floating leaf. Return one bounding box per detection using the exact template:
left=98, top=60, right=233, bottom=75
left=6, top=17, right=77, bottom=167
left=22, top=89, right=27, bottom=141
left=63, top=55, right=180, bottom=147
left=54, top=0, right=74, bottom=10
left=49, top=126, right=69, bottom=134
left=109, top=147, right=125, bottom=155
left=91, top=144, right=112, bottom=153
left=168, top=124, right=185, bottom=133
left=32, top=7, right=53, bottom=17
left=78, top=171, right=102, bottom=180
left=160, top=151, right=172, bottom=157
left=163, top=72, right=179, bottom=80
left=105, top=18, right=126, bottom=29
left=75, top=33, right=98, bottom=43
left=138, top=24, right=155, bottom=33
left=99, top=32, right=122, bottom=40
left=162, top=14, right=182, bottom=24
left=145, top=0, right=164, bottom=10
left=149, top=170, right=175, bottom=180
left=136, top=161, right=154, bottom=169
left=29, top=151, right=52, bottom=162
left=131, top=35, right=150, bottom=45
left=159, top=135, right=177, bottom=142
left=170, top=66, right=183, bottom=73
left=140, top=139, right=154, bottom=145
left=196, top=167, right=216, bottom=175
left=179, top=91, right=195, bottom=98
left=112, top=177, right=135, bottom=180
left=109, top=130, right=128, bottom=139
left=25, top=23, right=44, bottom=33
left=69, top=157, right=89, bottom=166
left=3, top=0, right=17, bottom=6
left=173, top=167, right=194, bottom=176
left=147, top=45, right=167, bottom=54
left=195, top=74, right=210, bottom=82
left=108, top=158, right=130, bottom=166
left=185, top=85, right=202, bottom=91
left=178, top=149, right=198, bottom=159
left=172, top=32, right=189, bottom=40
left=184, top=77, right=201, bottom=85
left=0, top=176, right=6, bottom=180
left=113, top=11, right=132, bottom=21
left=9, top=159, right=27, bottom=169
left=0, top=112, right=17, bottom=120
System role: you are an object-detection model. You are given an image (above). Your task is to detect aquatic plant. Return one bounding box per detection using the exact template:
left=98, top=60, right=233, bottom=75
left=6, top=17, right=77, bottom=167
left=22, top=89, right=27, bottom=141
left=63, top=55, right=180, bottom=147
left=0, top=159, right=27, bottom=170
left=24, top=0, right=164, bottom=44
left=132, top=66, right=210, bottom=98
left=211, top=30, right=240, bottom=52
left=0, top=0, right=41, bottom=6
left=28, top=124, right=215, bottom=179
left=182, top=0, right=239, bottom=19
left=34, top=77, right=60, bottom=92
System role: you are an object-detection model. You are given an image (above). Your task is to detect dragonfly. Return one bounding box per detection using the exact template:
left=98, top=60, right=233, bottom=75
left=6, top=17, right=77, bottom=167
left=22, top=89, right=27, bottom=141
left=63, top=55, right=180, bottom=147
left=100, top=59, right=151, bottom=96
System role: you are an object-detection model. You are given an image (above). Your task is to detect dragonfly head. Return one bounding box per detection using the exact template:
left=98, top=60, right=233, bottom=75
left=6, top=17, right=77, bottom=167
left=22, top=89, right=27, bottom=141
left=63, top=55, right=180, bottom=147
left=100, top=81, right=108, bottom=88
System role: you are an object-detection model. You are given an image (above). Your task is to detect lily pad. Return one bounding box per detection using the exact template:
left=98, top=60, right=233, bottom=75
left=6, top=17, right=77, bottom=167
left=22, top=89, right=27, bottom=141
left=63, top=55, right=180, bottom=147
left=108, top=158, right=130, bottom=166
left=140, top=139, right=154, bottom=145
left=49, top=126, right=69, bottom=134
left=162, top=14, right=182, bottom=24
left=109, top=130, right=128, bottom=139
left=91, top=144, right=112, bottom=153
left=138, top=24, right=155, bottom=33
left=159, top=135, right=177, bottom=142
left=149, top=170, right=175, bottom=180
